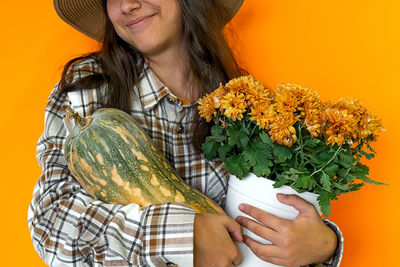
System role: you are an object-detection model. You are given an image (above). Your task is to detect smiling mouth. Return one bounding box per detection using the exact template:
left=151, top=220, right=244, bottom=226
left=127, top=14, right=156, bottom=28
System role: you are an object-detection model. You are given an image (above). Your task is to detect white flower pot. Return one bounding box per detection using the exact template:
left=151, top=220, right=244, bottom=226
left=225, top=173, right=321, bottom=267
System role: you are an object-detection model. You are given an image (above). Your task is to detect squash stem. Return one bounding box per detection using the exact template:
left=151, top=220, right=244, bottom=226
left=62, top=106, right=93, bottom=130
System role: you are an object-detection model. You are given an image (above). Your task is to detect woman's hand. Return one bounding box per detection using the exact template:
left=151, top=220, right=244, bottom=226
left=236, top=193, right=337, bottom=267
left=194, top=213, right=243, bottom=267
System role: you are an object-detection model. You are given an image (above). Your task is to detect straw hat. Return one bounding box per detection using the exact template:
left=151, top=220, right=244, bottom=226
left=54, top=0, right=244, bottom=41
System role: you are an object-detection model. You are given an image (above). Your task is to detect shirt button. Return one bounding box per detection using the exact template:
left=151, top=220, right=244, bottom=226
left=177, top=124, right=184, bottom=133
left=166, top=97, right=175, bottom=104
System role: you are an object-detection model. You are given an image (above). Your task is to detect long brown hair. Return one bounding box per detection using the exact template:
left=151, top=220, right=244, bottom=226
left=59, top=0, right=243, bottom=149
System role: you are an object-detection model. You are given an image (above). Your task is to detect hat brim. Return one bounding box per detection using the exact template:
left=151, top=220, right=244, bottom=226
left=54, top=0, right=244, bottom=41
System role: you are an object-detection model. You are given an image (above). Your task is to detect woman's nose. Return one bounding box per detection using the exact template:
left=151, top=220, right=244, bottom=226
left=120, top=0, right=141, bottom=15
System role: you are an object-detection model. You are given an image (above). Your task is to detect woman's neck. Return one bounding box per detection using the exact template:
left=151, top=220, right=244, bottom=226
left=145, top=42, right=196, bottom=102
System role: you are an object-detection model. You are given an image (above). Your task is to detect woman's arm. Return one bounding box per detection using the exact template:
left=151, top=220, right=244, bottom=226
left=28, top=85, right=197, bottom=266
left=236, top=194, right=343, bottom=267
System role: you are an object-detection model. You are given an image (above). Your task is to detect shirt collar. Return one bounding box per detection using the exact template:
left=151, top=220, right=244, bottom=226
left=135, top=65, right=197, bottom=111
left=135, top=65, right=169, bottom=111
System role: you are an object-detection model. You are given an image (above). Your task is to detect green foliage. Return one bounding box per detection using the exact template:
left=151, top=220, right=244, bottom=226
left=202, top=119, right=385, bottom=217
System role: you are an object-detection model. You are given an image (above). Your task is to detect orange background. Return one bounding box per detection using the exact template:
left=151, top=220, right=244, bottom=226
left=1, top=0, right=399, bottom=266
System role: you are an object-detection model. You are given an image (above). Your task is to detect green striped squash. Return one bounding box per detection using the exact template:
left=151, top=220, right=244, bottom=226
left=63, top=106, right=223, bottom=214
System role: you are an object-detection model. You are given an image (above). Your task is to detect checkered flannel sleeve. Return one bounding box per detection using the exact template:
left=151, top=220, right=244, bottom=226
left=28, top=85, right=196, bottom=267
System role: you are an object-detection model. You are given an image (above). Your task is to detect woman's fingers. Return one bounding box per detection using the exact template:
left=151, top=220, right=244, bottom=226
left=235, top=216, right=279, bottom=244
left=194, top=213, right=242, bottom=267
left=242, top=235, right=283, bottom=260
left=238, top=203, right=288, bottom=230
left=224, top=216, right=243, bottom=242
left=242, top=235, right=298, bottom=267
left=223, top=217, right=243, bottom=265
left=235, top=196, right=336, bottom=266
left=231, top=251, right=243, bottom=266
left=276, top=193, right=319, bottom=218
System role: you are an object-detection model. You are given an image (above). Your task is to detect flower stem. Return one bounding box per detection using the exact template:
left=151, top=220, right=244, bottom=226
left=249, top=123, right=257, bottom=137
left=296, top=124, right=305, bottom=166
left=311, top=146, right=343, bottom=177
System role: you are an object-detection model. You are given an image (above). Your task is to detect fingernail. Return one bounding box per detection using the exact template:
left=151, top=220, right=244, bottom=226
left=236, top=217, right=242, bottom=224
left=277, top=193, right=287, bottom=199
left=238, top=204, right=245, bottom=211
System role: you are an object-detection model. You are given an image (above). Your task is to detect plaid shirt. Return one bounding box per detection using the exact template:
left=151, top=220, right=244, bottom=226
left=28, top=59, right=343, bottom=267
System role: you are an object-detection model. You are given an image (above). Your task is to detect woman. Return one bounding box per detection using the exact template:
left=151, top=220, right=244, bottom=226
left=28, top=0, right=343, bottom=266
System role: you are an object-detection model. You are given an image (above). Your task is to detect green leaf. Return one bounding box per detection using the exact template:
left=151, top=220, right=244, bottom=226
left=304, top=138, right=320, bottom=148
left=318, top=150, right=333, bottom=161
left=224, top=155, right=249, bottom=178
left=243, top=141, right=274, bottom=176
left=333, top=182, right=349, bottom=191
left=288, top=168, right=304, bottom=174
left=348, top=183, right=364, bottom=191
left=285, top=173, right=299, bottom=182
left=253, top=165, right=271, bottom=177
left=312, top=142, right=329, bottom=154
left=211, top=123, right=223, bottom=136
left=344, top=173, right=356, bottom=183
left=309, top=152, right=322, bottom=165
left=209, top=124, right=225, bottom=142
left=323, top=163, right=339, bottom=177
left=217, top=144, right=232, bottom=161
left=295, top=175, right=315, bottom=190
left=260, top=131, right=273, bottom=145
left=351, top=163, right=370, bottom=180
left=317, top=191, right=334, bottom=217
left=244, top=141, right=273, bottom=163
left=273, top=178, right=287, bottom=188
left=336, top=168, right=349, bottom=178
left=243, top=145, right=257, bottom=166
left=360, top=148, right=375, bottom=160
left=338, top=153, right=354, bottom=168
left=227, top=123, right=241, bottom=147
left=256, top=142, right=273, bottom=161
left=239, top=131, right=249, bottom=147
left=273, top=174, right=288, bottom=188
left=320, top=172, right=332, bottom=192
left=363, top=152, right=375, bottom=160
left=358, top=175, right=388, bottom=185
left=273, top=144, right=293, bottom=163
left=202, top=137, right=218, bottom=160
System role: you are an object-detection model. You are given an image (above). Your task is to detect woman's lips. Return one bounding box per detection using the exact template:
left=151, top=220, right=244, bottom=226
left=127, top=14, right=156, bottom=29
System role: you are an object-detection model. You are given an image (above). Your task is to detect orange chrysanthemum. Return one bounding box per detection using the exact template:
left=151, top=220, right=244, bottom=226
left=274, top=83, right=323, bottom=138
left=334, top=98, right=385, bottom=141
left=197, top=93, right=217, bottom=122
left=268, top=112, right=298, bottom=147
left=358, top=111, right=385, bottom=140
left=335, top=98, right=367, bottom=118
left=223, top=76, right=272, bottom=106
left=249, top=102, right=276, bottom=130
left=322, top=106, right=358, bottom=146
left=220, top=90, right=247, bottom=121
left=210, top=84, right=225, bottom=109
left=274, top=83, right=320, bottom=114
left=198, top=76, right=384, bottom=148
left=303, top=101, right=323, bottom=138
